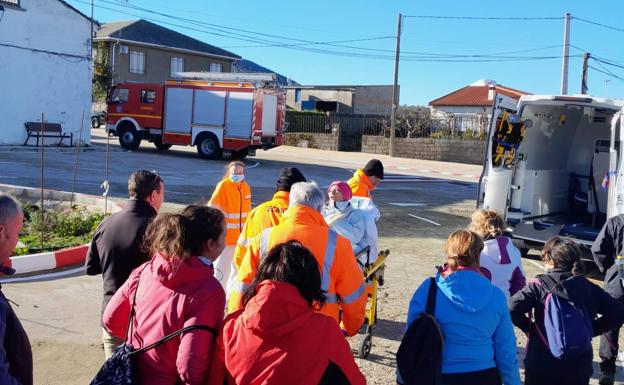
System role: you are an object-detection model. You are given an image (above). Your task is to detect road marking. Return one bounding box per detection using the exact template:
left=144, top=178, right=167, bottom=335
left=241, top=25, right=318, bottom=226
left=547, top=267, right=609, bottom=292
left=389, top=203, right=427, bottom=207
left=524, top=258, right=547, bottom=271
left=408, top=214, right=441, bottom=226
left=0, top=266, right=85, bottom=284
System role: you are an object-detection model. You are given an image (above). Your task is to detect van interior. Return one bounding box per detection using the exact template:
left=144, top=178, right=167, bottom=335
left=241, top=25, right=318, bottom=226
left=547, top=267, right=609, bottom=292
left=491, top=100, right=622, bottom=248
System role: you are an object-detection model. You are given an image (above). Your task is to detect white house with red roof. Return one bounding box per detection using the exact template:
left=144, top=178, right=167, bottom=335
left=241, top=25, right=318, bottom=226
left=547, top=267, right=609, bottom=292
left=428, top=79, right=530, bottom=130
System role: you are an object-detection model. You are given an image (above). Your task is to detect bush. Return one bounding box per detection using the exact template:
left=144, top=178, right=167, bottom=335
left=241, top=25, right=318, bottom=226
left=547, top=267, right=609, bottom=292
left=15, top=204, right=106, bottom=256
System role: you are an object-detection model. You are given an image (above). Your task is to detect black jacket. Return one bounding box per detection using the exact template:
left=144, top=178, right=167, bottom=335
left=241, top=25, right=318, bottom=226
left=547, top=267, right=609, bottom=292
left=0, top=287, right=32, bottom=385
left=85, top=199, right=156, bottom=317
left=592, top=214, right=624, bottom=273
left=509, top=269, right=624, bottom=379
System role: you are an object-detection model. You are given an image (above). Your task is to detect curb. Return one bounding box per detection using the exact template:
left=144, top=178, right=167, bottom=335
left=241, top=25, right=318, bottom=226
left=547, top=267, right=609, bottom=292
left=7, top=244, right=89, bottom=275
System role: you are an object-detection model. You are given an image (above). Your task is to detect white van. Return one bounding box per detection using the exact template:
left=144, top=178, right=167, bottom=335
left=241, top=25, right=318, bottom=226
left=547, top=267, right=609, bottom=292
left=478, top=94, right=624, bottom=258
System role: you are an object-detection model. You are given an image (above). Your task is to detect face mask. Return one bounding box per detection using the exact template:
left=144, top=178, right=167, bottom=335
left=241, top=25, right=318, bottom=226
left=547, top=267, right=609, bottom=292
left=230, top=174, right=245, bottom=183
left=334, top=201, right=350, bottom=211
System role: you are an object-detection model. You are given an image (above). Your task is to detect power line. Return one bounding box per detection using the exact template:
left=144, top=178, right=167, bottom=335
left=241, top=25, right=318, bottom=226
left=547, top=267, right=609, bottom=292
left=0, top=42, right=90, bottom=62
left=403, top=15, right=563, bottom=20
left=572, top=17, right=624, bottom=34
left=588, top=65, right=624, bottom=83
left=592, top=57, right=624, bottom=71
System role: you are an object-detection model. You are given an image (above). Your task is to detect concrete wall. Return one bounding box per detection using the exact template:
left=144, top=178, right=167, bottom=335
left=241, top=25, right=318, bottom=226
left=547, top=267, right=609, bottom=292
left=352, top=85, right=394, bottom=115
left=0, top=0, right=93, bottom=145
left=286, top=89, right=354, bottom=113
left=109, top=43, right=233, bottom=84
left=361, top=135, right=486, bottom=164
left=430, top=105, right=490, bottom=118
left=284, top=132, right=338, bottom=151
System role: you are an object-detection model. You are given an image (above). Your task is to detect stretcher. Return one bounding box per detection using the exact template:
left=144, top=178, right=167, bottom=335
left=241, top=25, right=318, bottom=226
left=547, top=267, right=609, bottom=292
left=354, top=246, right=390, bottom=359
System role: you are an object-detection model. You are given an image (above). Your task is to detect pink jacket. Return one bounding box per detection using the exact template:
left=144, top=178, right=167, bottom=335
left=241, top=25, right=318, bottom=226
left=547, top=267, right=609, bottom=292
left=103, top=253, right=225, bottom=385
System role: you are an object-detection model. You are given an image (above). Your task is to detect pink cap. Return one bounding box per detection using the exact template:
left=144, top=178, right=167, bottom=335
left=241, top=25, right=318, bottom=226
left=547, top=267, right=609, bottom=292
left=328, top=181, right=352, bottom=201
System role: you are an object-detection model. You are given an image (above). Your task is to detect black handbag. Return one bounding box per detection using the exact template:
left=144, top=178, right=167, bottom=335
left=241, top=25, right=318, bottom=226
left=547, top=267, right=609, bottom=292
left=90, top=267, right=217, bottom=385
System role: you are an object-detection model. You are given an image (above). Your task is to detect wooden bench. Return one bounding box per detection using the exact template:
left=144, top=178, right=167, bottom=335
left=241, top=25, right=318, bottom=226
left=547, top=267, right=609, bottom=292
left=24, top=122, right=73, bottom=146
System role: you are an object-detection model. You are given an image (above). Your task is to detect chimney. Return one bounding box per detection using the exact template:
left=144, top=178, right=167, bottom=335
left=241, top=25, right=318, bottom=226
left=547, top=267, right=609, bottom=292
left=488, top=85, right=496, bottom=101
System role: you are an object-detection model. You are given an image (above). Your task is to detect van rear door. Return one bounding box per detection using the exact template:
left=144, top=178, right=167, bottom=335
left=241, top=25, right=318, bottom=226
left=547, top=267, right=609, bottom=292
left=477, top=94, right=519, bottom=215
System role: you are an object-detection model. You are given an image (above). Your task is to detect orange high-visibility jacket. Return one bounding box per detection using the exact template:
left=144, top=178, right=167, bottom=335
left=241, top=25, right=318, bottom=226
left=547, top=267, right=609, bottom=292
left=227, top=191, right=290, bottom=311
left=347, top=169, right=375, bottom=198
left=234, top=205, right=367, bottom=336
left=208, top=178, right=252, bottom=246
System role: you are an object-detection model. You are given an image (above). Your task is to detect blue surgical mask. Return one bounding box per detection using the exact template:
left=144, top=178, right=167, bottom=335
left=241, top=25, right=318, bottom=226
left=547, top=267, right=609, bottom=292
left=230, top=174, right=245, bottom=183
left=334, top=201, right=350, bottom=211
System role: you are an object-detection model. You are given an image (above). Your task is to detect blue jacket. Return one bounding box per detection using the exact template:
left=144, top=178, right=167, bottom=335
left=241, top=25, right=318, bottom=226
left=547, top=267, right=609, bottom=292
left=406, top=270, right=520, bottom=385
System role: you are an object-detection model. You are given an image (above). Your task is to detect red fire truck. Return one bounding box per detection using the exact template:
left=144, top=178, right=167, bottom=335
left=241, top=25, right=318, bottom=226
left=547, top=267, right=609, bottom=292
left=105, top=72, right=285, bottom=159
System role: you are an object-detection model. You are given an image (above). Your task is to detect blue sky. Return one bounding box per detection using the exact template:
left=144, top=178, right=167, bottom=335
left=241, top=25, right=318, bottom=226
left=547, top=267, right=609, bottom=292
left=68, top=0, right=624, bottom=106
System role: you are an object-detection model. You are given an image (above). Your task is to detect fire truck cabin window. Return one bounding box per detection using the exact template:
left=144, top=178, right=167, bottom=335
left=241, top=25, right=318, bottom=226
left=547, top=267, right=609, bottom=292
left=111, top=88, right=129, bottom=104
left=141, top=90, right=156, bottom=104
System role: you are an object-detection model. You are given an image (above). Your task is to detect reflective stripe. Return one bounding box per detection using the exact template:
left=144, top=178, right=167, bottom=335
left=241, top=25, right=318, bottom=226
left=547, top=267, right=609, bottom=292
left=226, top=212, right=248, bottom=219
left=227, top=223, right=241, bottom=229
left=325, top=292, right=339, bottom=304
left=237, top=236, right=253, bottom=248
left=239, top=282, right=251, bottom=292
left=320, top=230, right=338, bottom=292
left=341, top=282, right=366, bottom=305
left=259, top=228, right=272, bottom=260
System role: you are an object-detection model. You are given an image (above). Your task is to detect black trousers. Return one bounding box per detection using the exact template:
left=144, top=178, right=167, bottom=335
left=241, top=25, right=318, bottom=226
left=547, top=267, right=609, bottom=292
left=441, top=367, right=501, bottom=385
left=600, top=290, right=623, bottom=373
left=524, top=370, right=589, bottom=385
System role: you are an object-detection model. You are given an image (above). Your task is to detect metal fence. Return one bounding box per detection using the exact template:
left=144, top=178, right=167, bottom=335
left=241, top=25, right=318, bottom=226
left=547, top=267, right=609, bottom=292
left=285, top=111, right=489, bottom=150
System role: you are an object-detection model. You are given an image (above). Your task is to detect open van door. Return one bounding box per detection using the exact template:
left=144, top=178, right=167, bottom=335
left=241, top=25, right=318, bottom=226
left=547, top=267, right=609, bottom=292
left=611, top=109, right=624, bottom=218
left=477, top=94, right=521, bottom=216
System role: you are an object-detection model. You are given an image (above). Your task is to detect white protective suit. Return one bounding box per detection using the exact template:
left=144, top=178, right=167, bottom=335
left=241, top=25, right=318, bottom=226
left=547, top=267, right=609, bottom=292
left=322, top=197, right=380, bottom=266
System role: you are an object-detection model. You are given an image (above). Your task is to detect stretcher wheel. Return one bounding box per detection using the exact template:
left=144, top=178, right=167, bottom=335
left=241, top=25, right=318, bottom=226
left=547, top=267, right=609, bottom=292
left=358, top=333, right=372, bottom=359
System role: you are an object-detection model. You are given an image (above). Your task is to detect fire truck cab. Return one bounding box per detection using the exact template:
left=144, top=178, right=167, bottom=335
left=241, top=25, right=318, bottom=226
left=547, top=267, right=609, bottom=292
left=105, top=72, right=285, bottom=159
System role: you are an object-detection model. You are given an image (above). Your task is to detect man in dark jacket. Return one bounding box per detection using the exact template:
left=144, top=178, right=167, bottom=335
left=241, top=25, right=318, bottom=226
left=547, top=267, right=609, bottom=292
left=86, top=170, right=164, bottom=358
left=0, top=194, right=32, bottom=385
left=592, top=214, right=624, bottom=385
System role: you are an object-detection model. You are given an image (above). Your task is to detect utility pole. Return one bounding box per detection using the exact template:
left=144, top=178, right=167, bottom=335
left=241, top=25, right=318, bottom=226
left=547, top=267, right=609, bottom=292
left=560, top=12, right=571, bottom=95
left=581, top=52, right=590, bottom=94
left=389, top=13, right=402, bottom=157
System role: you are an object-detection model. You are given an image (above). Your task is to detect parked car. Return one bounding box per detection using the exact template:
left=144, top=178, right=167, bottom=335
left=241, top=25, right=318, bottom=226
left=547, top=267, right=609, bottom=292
left=91, top=111, right=107, bottom=128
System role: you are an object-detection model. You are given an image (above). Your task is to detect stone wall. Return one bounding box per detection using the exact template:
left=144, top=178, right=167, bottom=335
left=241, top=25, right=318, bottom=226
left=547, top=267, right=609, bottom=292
left=284, top=132, right=338, bottom=151
left=361, top=135, right=486, bottom=165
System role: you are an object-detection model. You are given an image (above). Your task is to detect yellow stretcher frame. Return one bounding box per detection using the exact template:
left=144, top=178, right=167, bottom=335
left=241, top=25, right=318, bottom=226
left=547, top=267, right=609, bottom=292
left=354, top=247, right=390, bottom=359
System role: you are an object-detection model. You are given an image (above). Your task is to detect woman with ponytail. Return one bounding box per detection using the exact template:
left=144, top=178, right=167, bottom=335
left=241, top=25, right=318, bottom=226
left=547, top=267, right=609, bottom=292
left=403, top=230, right=520, bottom=385
left=510, top=236, right=624, bottom=385
left=469, top=209, right=526, bottom=299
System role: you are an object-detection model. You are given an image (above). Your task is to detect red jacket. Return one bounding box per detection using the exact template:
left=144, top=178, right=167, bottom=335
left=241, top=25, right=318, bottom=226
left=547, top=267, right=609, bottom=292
left=103, top=254, right=225, bottom=385
left=210, top=280, right=365, bottom=385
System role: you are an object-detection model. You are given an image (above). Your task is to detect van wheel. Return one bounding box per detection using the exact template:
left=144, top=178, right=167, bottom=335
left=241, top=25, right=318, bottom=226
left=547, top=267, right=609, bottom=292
left=154, top=136, right=172, bottom=151
left=118, top=124, right=141, bottom=150
left=91, top=117, right=100, bottom=128
left=196, top=133, right=222, bottom=160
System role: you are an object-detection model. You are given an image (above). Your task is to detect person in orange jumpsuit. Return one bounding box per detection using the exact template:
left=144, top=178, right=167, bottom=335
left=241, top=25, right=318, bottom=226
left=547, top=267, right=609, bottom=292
left=208, top=161, right=251, bottom=293
left=347, top=159, right=384, bottom=198
left=234, top=181, right=366, bottom=336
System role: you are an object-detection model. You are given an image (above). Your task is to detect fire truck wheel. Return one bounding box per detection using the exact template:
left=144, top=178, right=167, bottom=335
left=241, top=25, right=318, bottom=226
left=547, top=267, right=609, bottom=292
left=154, top=136, right=172, bottom=151
left=91, top=117, right=100, bottom=129
left=118, top=124, right=141, bottom=150
left=231, top=148, right=248, bottom=160
left=196, top=134, right=222, bottom=160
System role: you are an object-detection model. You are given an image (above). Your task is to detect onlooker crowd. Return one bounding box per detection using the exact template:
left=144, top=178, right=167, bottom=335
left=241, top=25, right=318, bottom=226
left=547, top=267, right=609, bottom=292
left=3, top=158, right=624, bottom=385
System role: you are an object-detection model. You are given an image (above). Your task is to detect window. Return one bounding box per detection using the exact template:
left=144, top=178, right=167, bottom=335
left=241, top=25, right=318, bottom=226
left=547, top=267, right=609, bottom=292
left=170, top=57, right=184, bottom=77
left=109, top=88, right=129, bottom=104
left=129, top=51, right=145, bottom=74
left=294, top=88, right=302, bottom=102
left=209, top=62, right=223, bottom=72
left=0, top=0, right=20, bottom=6
left=141, top=90, right=156, bottom=104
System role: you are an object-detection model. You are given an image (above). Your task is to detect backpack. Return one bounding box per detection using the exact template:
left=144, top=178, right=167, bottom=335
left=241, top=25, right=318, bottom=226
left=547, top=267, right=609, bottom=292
left=536, top=275, right=593, bottom=360
left=90, top=268, right=217, bottom=385
left=396, top=277, right=443, bottom=385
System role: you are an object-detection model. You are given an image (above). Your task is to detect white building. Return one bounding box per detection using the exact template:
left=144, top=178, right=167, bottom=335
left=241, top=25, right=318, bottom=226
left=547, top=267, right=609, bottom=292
left=0, top=0, right=94, bottom=145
